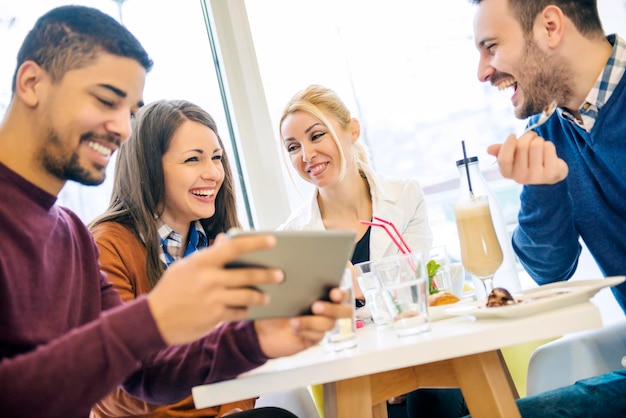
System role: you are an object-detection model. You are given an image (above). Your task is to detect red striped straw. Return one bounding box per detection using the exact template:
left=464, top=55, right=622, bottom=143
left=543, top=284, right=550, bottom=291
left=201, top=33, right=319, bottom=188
left=359, top=217, right=412, bottom=254
left=360, top=217, right=420, bottom=272
left=373, top=216, right=412, bottom=253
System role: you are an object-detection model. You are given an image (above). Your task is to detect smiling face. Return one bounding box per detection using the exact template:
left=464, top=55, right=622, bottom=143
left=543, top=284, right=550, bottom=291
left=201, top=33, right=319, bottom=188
left=36, top=53, right=146, bottom=186
left=281, top=110, right=356, bottom=189
left=160, top=120, right=225, bottom=233
left=473, top=0, right=572, bottom=118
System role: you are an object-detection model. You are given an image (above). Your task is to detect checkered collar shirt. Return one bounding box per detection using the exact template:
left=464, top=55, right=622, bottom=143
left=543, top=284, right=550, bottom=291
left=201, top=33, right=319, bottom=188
left=560, top=34, right=626, bottom=132
left=157, top=219, right=208, bottom=267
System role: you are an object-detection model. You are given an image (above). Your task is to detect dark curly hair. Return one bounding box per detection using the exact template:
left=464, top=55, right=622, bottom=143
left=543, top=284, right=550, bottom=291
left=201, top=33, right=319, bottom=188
left=12, top=5, right=153, bottom=93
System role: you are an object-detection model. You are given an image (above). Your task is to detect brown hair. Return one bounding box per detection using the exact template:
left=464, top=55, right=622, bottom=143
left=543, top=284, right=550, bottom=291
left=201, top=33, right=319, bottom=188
left=89, top=99, right=240, bottom=287
left=469, top=0, right=604, bottom=37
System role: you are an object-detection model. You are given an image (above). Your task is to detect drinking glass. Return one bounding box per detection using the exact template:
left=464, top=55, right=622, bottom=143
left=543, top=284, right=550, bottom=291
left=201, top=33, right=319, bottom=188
left=354, top=261, right=393, bottom=327
left=372, top=251, right=430, bottom=337
left=323, top=268, right=357, bottom=351
left=453, top=195, right=503, bottom=297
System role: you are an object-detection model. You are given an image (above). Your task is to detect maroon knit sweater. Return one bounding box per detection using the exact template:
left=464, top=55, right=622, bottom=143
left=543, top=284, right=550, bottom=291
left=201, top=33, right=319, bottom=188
left=0, top=163, right=266, bottom=418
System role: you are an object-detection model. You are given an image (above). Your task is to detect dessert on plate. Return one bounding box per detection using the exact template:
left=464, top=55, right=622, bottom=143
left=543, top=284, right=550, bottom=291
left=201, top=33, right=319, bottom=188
left=486, top=287, right=518, bottom=307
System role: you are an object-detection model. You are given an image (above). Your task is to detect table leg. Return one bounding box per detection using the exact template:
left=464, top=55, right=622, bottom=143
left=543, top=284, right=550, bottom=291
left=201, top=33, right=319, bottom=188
left=324, top=375, right=377, bottom=418
left=372, top=402, right=388, bottom=418
left=323, top=350, right=519, bottom=418
left=452, top=351, right=521, bottom=418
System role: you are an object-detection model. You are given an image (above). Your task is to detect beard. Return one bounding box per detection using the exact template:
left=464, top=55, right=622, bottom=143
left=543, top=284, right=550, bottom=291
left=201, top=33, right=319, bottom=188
left=515, top=38, right=573, bottom=119
left=39, top=131, right=115, bottom=186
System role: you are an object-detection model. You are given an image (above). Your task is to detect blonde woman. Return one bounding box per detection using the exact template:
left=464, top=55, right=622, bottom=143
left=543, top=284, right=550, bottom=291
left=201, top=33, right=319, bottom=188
left=278, top=85, right=436, bottom=415
left=278, top=84, right=432, bottom=268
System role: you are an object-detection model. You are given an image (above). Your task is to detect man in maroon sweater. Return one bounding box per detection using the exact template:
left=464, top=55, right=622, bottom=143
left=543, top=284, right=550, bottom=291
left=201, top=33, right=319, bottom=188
left=0, top=6, right=349, bottom=418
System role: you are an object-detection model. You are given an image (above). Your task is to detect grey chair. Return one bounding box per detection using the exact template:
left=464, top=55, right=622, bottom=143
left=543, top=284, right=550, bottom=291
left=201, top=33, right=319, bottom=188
left=526, top=318, right=626, bottom=396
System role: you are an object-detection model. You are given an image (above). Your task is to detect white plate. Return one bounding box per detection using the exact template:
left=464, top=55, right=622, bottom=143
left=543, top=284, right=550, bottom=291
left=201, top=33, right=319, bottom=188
left=444, top=277, right=625, bottom=319
left=429, top=298, right=475, bottom=321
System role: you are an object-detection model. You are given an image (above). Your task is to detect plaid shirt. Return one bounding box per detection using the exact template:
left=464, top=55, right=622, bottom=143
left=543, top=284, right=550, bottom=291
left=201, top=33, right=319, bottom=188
left=560, top=34, right=626, bottom=132
left=157, top=219, right=208, bottom=267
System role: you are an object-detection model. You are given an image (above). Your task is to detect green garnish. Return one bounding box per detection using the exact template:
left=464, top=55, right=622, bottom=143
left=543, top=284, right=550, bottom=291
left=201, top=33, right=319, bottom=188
left=427, top=259, right=441, bottom=295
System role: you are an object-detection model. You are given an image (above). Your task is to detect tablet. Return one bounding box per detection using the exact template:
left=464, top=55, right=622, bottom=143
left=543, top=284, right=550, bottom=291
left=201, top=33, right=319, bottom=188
left=225, top=230, right=356, bottom=320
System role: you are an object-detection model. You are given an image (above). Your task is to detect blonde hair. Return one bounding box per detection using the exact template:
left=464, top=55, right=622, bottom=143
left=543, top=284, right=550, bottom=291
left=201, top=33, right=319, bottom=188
left=279, top=84, right=370, bottom=185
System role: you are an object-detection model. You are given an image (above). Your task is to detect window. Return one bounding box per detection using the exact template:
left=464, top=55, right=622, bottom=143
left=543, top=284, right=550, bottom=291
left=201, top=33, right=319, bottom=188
left=3, top=0, right=626, bottom=246
left=239, top=0, right=626, bottom=254
left=0, top=0, right=251, bottom=227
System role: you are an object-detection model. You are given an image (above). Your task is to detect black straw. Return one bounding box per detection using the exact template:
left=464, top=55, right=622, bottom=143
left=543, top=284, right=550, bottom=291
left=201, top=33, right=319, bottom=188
left=461, top=140, right=473, bottom=196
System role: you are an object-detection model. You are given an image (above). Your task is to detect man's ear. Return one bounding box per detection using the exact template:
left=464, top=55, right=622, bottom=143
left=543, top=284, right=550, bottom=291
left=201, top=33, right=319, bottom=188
left=537, top=5, right=565, bottom=49
left=14, top=61, right=47, bottom=108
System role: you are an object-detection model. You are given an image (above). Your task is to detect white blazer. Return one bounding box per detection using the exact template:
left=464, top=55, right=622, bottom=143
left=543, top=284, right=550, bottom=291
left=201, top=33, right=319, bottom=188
left=278, top=164, right=433, bottom=261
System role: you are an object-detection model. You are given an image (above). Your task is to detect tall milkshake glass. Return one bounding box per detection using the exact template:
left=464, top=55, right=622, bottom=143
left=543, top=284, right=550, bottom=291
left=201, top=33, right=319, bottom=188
left=456, top=156, right=521, bottom=298
left=453, top=195, right=503, bottom=296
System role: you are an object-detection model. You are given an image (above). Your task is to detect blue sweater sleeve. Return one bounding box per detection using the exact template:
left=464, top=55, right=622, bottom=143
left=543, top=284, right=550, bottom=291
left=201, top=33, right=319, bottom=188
left=512, top=181, right=581, bottom=284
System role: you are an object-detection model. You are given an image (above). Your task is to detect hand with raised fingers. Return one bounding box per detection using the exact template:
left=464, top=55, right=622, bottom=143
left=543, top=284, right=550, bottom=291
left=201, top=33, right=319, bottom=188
left=488, top=132, right=568, bottom=185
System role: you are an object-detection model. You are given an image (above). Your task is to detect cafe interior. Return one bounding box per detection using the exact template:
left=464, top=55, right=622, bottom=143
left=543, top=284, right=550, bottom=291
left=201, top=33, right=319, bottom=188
left=2, top=0, right=626, bottom=417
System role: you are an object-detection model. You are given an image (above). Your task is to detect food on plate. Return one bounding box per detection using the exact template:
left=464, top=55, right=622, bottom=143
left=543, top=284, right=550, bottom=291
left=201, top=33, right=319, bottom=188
left=428, top=291, right=460, bottom=307
left=486, top=287, right=518, bottom=307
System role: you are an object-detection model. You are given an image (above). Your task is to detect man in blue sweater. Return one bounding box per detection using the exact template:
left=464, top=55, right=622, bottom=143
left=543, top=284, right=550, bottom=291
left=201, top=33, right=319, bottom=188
left=470, top=0, right=626, bottom=416
left=476, top=0, right=626, bottom=315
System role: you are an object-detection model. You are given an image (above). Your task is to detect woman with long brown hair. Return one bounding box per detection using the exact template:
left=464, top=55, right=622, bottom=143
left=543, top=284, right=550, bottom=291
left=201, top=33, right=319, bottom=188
left=89, top=99, right=291, bottom=418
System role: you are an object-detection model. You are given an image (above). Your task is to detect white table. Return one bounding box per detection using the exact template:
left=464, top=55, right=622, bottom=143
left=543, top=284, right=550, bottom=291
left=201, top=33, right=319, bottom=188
left=193, top=302, right=602, bottom=418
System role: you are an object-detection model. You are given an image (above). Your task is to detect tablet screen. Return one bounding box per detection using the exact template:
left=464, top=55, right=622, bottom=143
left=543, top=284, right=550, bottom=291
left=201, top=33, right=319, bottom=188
left=225, top=230, right=356, bottom=319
